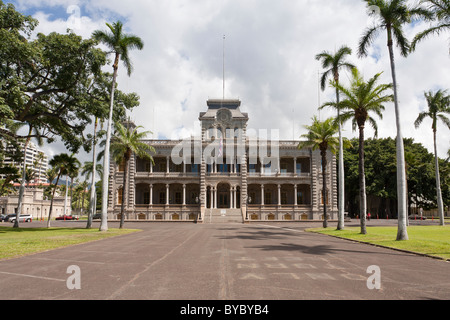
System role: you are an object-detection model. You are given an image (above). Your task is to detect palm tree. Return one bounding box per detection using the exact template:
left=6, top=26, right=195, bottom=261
left=47, top=153, right=79, bottom=228
left=92, top=21, right=144, bottom=232
left=65, top=157, right=80, bottom=216
left=110, top=123, right=155, bottom=229
left=81, top=162, right=103, bottom=183
left=298, top=117, right=340, bottom=228
left=358, top=0, right=427, bottom=240
left=322, top=68, right=393, bottom=234
left=414, top=89, right=450, bottom=226
left=81, top=160, right=103, bottom=228
left=315, top=45, right=355, bottom=230
left=411, top=0, right=450, bottom=51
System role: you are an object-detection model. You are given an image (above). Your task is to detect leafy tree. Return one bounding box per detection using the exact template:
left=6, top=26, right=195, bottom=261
left=92, top=21, right=144, bottom=232
left=315, top=45, right=355, bottom=230
left=1, top=3, right=139, bottom=154
left=323, top=68, right=393, bottom=234
left=0, top=166, right=20, bottom=195
left=358, top=0, right=429, bottom=240
left=344, top=137, right=448, bottom=220
left=110, top=123, right=154, bottom=229
left=414, top=89, right=450, bottom=225
left=299, top=117, right=340, bottom=228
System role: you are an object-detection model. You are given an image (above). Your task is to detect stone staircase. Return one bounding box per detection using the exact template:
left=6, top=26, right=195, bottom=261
left=206, top=209, right=243, bottom=223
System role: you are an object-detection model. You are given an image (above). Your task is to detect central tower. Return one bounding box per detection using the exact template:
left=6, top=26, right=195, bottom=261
left=198, top=99, right=249, bottom=222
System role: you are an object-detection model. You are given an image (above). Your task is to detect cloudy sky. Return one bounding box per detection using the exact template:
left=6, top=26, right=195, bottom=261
left=8, top=0, right=450, bottom=175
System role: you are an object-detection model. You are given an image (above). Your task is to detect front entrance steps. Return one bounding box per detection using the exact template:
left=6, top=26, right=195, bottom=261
left=207, top=208, right=243, bottom=223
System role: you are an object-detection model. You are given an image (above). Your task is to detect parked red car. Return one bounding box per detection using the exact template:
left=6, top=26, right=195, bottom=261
left=55, top=215, right=79, bottom=221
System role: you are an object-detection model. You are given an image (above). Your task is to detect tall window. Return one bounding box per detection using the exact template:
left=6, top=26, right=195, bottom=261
left=280, top=161, right=288, bottom=174
left=264, top=191, right=272, bottom=205
left=117, top=187, right=123, bottom=204
left=144, top=192, right=150, bottom=204
left=297, top=191, right=303, bottom=205
left=175, top=192, right=182, bottom=204
left=159, top=192, right=166, bottom=204
left=281, top=192, right=287, bottom=205
left=249, top=192, right=256, bottom=204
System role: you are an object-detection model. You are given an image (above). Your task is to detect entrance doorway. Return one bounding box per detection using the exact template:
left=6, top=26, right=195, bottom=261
left=217, top=183, right=230, bottom=208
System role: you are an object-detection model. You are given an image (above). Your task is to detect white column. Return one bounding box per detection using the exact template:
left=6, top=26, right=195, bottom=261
left=278, top=184, right=281, bottom=206
left=261, top=185, right=264, bottom=205
left=149, top=184, right=153, bottom=205
left=233, top=187, right=237, bottom=209
left=214, top=187, right=217, bottom=209
left=166, top=156, right=170, bottom=173
left=182, top=184, right=186, bottom=205
left=166, top=184, right=169, bottom=205
left=294, top=184, right=297, bottom=206
left=209, top=186, right=213, bottom=208
left=230, top=187, right=233, bottom=209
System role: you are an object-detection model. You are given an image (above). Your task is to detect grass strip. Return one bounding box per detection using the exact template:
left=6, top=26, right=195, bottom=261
left=306, top=225, right=450, bottom=261
left=0, top=226, right=140, bottom=260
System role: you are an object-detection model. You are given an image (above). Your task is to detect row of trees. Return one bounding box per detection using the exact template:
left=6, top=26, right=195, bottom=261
left=0, top=1, right=143, bottom=228
left=344, top=137, right=449, bottom=218
left=300, top=0, right=449, bottom=240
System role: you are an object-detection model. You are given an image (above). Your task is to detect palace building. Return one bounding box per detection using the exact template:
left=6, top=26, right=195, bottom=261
left=107, top=99, right=337, bottom=223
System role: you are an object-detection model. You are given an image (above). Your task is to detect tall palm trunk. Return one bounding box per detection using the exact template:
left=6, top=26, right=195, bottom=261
left=358, top=124, right=367, bottom=234
left=63, top=175, right=69, bottom=216
left=47, top=172, right=61, bottom=228
left=335, top=85, right=345, bottom=230
left=119, top=150, right=131, bottom=229
left=321, top=148, right=328, bottom=228
left=433, top=128, right=445, bottom=226
left=387, top=27, right=408, bottom=240
left=87, top=117, right=99, bottom=229
left=100, top=53, right=120, bottom=232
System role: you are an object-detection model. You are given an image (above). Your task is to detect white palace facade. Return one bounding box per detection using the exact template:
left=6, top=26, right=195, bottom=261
left=107, top=99, right=338, bottom=223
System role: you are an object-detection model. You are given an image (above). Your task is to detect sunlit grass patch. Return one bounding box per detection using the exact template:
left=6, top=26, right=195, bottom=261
left=307, top=225, right=450, bottom=260
left=0, top=226, right=140, bottom=260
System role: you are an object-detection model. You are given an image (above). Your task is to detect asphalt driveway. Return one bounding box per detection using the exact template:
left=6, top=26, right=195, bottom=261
left=0, top=220, right=449, bottom=302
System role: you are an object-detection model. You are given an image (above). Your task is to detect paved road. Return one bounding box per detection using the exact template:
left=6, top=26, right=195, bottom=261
left=0, top=220, right=449, bottom=302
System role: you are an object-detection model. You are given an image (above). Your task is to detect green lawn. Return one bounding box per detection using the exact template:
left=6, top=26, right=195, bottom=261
left=307, top=225, right=450, bottom=260
left=0, top=226, right=140, bottom=260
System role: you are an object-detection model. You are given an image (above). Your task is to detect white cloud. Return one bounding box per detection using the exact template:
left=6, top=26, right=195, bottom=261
left=7, top=0, right=450, bottom=169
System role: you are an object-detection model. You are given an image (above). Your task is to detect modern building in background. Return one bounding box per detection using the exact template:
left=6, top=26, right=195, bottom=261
left=107, top=99, right=338, bottom=222
left=0, top=188, right=69, bottom=218
left=1, top=141, right=49, bottom=184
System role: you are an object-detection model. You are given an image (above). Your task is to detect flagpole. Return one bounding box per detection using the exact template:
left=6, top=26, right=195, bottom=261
left=223, top=34, right=225, bottom=100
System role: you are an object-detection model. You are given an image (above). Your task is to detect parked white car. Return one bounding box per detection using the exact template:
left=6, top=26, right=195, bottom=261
left=9, top=214, right=32, bottom=223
